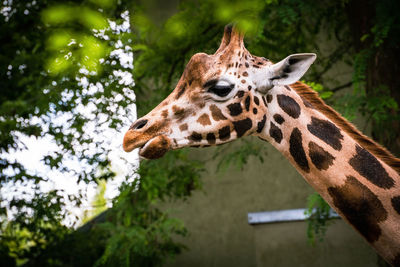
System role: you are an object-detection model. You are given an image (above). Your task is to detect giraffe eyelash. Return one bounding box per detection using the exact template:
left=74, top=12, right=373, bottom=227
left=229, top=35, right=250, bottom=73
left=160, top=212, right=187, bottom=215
left=208, top=84, right=233, bottom=97
left=204, top=79, right=235, bottom=99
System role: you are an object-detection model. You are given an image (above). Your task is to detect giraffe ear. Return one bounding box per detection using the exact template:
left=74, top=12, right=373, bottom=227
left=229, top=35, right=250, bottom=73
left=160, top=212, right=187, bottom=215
left=269, top=53, right=316, bottom=86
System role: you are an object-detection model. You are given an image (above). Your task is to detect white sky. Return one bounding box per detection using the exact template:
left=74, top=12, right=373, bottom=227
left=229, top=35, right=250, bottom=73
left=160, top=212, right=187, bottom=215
left=0, top=10, right=140, bottom=227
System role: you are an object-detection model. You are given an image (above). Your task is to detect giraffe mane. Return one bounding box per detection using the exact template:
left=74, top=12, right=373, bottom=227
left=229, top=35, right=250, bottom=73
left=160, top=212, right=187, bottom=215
left=291, top=81, right=400, bottom=174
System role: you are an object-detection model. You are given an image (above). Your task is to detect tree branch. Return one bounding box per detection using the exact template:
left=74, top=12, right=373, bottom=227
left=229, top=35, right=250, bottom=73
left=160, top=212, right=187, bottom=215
left=331, top=81, right=353, bottom=92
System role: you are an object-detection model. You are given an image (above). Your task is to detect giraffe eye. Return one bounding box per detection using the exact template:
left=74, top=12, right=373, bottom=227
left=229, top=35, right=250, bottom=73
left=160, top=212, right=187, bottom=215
left=207, top=80, right=234, bottom=97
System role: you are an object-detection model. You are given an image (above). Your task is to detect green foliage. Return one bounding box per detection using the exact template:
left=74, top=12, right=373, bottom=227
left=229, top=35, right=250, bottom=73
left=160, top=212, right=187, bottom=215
left=81, top=180, right=108, bottom=224
left=1, top=0, right=206, bottom=264
left=345, top=0, right=400, bottom=146
left=1, top=196, right=70, bottom=265
left=1, top=0, right=399, bottom=265
left=96, top=149, right=203, bottom=266
left=24, top=225, right=109, bottom=267
left=42, top=4, right=110, bottom=74
left=1, top=0, right=133, bottom=264
left=302, top=81, right=333, bottom=100
left=138, top=150, right=204, bottom=201
left=304, top=193, right=334, bottom=245
left=213, top=139, right=266, bottom=173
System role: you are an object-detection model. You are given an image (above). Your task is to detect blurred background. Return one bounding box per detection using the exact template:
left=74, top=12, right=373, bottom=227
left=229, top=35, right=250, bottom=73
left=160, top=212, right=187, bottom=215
left=0, top=0, right=399, bottom=266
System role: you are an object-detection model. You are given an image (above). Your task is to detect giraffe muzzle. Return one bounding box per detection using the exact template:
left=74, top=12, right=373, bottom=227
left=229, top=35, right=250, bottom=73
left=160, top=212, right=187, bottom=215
left=138, top=135, right=171, bottom=159
left=123, top=129, right=172, bottom=159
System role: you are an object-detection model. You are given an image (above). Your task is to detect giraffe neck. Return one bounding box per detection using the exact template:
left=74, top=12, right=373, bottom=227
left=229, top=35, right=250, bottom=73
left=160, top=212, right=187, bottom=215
left=257, top=84, right=400, bottom=265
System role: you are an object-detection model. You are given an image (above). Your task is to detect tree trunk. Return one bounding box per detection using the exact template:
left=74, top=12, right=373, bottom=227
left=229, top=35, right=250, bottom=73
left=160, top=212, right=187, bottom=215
left=346, top=0, right=400, bottom=157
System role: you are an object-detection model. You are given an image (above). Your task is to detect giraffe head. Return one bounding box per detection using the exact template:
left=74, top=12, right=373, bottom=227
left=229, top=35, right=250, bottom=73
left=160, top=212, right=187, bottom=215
left=123, top=25, right=316, bottom=159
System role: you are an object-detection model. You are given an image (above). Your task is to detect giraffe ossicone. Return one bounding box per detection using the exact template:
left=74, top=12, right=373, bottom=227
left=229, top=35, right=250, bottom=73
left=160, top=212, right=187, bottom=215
left=123, top=25, right=400, bottom=265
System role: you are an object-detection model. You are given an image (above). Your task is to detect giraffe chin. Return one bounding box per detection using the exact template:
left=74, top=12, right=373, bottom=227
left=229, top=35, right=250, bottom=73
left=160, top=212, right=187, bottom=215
left=139, top=135, right=171, bottom=160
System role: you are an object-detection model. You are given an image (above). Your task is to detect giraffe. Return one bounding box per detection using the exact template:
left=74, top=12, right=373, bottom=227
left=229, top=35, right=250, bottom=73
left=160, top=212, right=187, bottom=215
left=123, top=25, right=400, bottom=265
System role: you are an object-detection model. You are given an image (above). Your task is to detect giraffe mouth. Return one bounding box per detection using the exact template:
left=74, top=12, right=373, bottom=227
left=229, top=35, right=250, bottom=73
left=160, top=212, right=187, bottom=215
left=138, top=135, right=172, bottom=160
left=123, top=129, right=172, bottom=159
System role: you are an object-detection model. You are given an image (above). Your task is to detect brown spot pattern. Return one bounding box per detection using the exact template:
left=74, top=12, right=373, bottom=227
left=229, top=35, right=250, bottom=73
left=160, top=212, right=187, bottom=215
left=245, top=96, right=250, bottom=111
left=291, top=81, right=400, bottom=175
left=254, top=96, right=260, bottom=105
left=227, top=102, right=243, bottom=116
left=269, top=122, right=283, bottom=144
left=307, top=117, right=343, bottom=151
left=196, top=100, right=206, bottom=109
left=349, top=145, right=395, bottom=189
left=197, top=113, right=211, bottom=126
left=189, top=132, right=202, bottom=142
left=328, top=175, right=387, bottom=243
left=289, top=127, right=310, bottom=172
left=179, top=123, right=188, bottom=131
left=233, top=118, right=252, bottom=137
left=273, top=114, right=285, bottom=124
left=391, top=196, right=400, bottom=215
left=277, top=94, right=301, bottom=118
left=206, top=133, right=216, bottom=144
left=210, top=104, right=227, bottom=121
left=172, top=105, right=187, bottom=121
left=308, top=141, right=335, bottom=171
left=219, top=126, right=231, bottom=141
left=235, top=90, right=245, bottom=98
left=262, top=96, right=267, bottom=106
left=257, top=115, right=266, bottom=133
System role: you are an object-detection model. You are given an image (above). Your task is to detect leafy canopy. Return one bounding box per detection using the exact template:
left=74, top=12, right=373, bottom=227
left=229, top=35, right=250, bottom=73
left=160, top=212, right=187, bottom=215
left=1, top=0, right=399, bottom=265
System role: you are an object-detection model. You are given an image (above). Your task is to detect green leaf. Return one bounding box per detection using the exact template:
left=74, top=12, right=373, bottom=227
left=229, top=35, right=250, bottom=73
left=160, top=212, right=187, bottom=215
left=80, top=8, right=109, bottom=30
left=42, top=5, right=74, bottom=25
left=320, top=91, right=333, bottom=99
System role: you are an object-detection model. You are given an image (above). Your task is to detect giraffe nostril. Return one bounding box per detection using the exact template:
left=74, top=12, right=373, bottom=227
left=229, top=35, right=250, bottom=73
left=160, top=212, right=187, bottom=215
left=130, top=119, right=148, bottom=130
